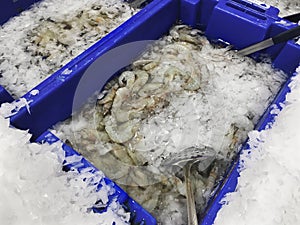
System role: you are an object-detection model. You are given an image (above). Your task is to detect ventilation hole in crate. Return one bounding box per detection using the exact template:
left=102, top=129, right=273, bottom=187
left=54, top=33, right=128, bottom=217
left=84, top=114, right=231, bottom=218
left=226, top=2, right=267, bottom=20
left=245, top=2, right=267, bottom=13
left=226, top=2, right=245, bottom=12
left=231, top=0, right=266, bottom=13
left=246, top=10, right=267, bottom=20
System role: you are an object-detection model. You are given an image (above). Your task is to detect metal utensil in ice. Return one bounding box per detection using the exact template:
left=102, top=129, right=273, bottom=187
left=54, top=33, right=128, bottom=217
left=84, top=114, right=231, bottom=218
left=162, top=146, right=216, bottom=225
left=238, top=25, right=300, bottom=56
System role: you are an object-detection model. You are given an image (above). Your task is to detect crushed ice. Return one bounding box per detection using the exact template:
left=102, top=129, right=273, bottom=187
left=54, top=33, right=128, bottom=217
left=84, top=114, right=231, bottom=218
left=0, top=115, right=130, bottom=225
left=0, top=0, right=137, bottom=97
left=213, top=67, right=300, bottom=225
left=55, top=24, right=286, bottom=224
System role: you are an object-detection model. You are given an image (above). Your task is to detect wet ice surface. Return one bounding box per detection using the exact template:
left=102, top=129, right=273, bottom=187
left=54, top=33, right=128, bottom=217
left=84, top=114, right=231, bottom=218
left=55, top=25, right=285, bottom=225
left=213, top=67, right=300, bottom=225
left=0, top=0, right=136, bottom=97
left=0, top=116, right=130, bottom=225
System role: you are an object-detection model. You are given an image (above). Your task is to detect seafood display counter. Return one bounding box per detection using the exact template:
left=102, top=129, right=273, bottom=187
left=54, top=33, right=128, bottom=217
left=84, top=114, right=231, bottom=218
left=0, top=0, right=300, bottom=224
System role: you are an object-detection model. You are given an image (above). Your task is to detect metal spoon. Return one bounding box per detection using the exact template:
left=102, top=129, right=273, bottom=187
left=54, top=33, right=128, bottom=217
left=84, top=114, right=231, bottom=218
left=162, top=146, right=216, bottom=225
left=238, top=25, right=300, bottom=56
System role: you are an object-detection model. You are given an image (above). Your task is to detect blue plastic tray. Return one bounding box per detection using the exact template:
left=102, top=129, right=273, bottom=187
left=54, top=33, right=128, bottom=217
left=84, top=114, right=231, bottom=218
left=0, top=85, right=14, bottom=105
left=0, top=0, right=41, bottom=25
left=200, top=69, right=298, bottom=224
left=0, top=0, right=41, bottom=104
left=2, top=0, right=300, bottom=224
left=36, top=130, right=156, bottom=224
left=8, top=0, right=300, bottom=138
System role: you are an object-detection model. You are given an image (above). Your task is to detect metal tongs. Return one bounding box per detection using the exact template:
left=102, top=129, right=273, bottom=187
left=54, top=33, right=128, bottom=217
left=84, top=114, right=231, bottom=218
left=239, top=12, right=300, bottom=56
left=162, top=146, right=216, bottom=225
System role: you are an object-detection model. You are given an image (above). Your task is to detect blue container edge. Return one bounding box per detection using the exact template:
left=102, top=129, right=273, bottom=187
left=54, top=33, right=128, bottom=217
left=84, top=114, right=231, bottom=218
left=200, top=65, right=299, bottom=224
left=1, top=0, right=299, bottom=224
left=36, top=130, right=157, bottom=225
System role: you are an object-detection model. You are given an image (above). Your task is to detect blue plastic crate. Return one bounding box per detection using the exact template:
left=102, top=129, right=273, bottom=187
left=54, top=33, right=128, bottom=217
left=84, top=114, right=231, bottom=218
left=36, top=130, right=157, bottom=225
left=0, top=0, right=41, bottom=25
left=0, top=0, right=41, bottom=104
left=1, top=0, right=300, bottom=224
left=0, top=85, right=14, bottom=105
left=9, top=0, right=300, bottom=139
left=205, top=0, right=279, bottom=49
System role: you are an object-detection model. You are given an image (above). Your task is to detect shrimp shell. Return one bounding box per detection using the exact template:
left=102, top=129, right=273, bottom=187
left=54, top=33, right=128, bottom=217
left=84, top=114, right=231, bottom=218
left=104, top=116, right=140, bottom=143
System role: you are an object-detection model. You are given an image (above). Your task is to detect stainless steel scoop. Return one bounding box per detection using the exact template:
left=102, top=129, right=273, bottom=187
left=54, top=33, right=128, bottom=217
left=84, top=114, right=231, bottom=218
left=238, top=25, right=300, bottom=56
left=162, top=146, right=216, bottom=225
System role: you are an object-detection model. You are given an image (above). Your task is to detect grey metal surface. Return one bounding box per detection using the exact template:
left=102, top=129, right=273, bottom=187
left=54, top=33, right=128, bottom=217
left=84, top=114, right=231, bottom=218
left=238, top=38, right=274, bottom=56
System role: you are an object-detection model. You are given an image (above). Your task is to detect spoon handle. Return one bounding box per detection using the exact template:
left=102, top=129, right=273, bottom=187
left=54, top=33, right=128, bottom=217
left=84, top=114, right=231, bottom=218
left=283, top=12, right=300, bottom=23
left=272, top=25, right=300, bottom=44
left=184, top=163, right=198, bottom=225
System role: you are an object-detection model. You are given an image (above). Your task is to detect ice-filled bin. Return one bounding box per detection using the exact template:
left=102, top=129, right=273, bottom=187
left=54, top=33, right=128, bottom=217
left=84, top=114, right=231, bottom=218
left=8, top=0, right=299, bottom=139
left=0, top=0, right=26, bottom=104
left=0, top=0, right=157, bottom=223
left=2, top=0, right=300, bottom=224
left=35, top=130, right=157, bottom=224
left=201, top=66, right=299, bottom=225
left=0, top=0, right=142, bottom=99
